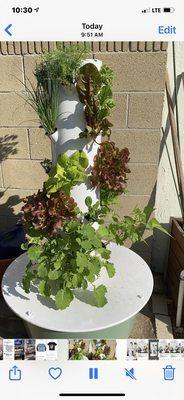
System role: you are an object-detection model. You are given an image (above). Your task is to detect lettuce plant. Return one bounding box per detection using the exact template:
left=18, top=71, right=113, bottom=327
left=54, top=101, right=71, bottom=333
left=76, top=63, right=115, bottom=139
left=22, top=189, right=77, bottom=236
left=45, top=150, right=89, bottom=195
left=91, top=141, right=130, bottom=203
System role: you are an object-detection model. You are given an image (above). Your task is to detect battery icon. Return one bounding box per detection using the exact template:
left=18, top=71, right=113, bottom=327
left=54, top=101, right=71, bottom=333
left=163, top=7, right=175, bottom=12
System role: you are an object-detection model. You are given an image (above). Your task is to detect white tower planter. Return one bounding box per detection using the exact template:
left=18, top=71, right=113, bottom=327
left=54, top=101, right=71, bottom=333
left=1, top=56, right=155, bottom=340
left=50, top=59, right=102, bottom=212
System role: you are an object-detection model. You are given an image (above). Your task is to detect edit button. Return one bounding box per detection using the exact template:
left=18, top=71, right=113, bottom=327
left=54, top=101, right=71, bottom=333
left=158, top=25, right=176, bottom=34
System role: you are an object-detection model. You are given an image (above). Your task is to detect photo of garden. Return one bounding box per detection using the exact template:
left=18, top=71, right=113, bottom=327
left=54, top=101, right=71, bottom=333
left=0, top=41, right=184, bottom=339
left=69, top=339, right=117, bottom=360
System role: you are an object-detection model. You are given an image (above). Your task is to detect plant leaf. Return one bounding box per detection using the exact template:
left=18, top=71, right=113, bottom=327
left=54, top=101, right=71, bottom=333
left=76, top=252, right=88, bottom=271
left=48, top=269, right=62, bottom=280
left=98, top=248, right=111, bottom=260
left=97, top=226, right=109, bottom=238
left=85, top=196, right=92, bottom=207
left=37, top=264, right=48, bottom=278
left=38, top=280, right=50, bottom=296
left=55, top=288, right=74, bottom=310
left=143, top=206, right=155, bottom=223
left=81, top=240, right=93, bottom=251
left=22, top=271, right=34, bottom=293
left=94, top=284, right=108, bottom=307
left=105, top=261, right=116, bottom=278
left=28, top=245, right=42, bottom=261
left=147, top=218, right=170, bottom=235
left=54, top=259, right=62, bottom=270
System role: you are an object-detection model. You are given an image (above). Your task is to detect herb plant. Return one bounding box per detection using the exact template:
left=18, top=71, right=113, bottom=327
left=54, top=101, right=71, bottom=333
left=84, top=198, right=168, bottom=246
left=23, top=219, right=116, bottom=310
left=25, top=79, right=60, bottom=136
left=24, top=46, right=114, bottom=140
left=35, top=44, right=89, bottom=86
left=24, top=45, right=89, bottom=136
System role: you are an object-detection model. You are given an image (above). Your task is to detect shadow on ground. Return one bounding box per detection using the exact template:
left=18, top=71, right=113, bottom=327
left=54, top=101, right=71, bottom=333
left=129, top=300, right=156, bottom=338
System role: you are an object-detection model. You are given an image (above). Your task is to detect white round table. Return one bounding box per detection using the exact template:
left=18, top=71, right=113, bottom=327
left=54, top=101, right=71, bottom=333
left=2, top=243, right=153, bottom=338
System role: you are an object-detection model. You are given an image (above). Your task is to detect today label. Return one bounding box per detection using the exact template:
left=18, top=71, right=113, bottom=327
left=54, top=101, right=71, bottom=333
left=82, top=23, right=103, bottom=30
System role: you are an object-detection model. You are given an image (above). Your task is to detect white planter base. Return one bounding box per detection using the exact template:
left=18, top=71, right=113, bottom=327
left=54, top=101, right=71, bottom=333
left=2, top=243, right=153, bottom=338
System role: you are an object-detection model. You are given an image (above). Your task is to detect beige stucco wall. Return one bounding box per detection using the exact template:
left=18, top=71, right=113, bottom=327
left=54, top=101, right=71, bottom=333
left=0, top=41, right=168, bottom=265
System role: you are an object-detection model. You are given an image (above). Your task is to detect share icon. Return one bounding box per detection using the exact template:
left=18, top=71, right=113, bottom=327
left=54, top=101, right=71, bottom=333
left=125, top=368, right=136, bottom=380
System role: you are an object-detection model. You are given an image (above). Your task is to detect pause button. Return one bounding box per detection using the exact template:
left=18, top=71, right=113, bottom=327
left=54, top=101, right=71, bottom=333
left=89, top=368, right=98, bottom=380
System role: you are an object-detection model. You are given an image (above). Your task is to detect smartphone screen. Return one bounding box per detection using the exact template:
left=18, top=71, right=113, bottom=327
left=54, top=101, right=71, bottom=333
left=0, top=0, right=183, bottom=398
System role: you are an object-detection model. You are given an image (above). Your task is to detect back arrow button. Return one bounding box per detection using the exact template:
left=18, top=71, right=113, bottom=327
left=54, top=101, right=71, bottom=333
left=5, top=24, right=13, bottom=36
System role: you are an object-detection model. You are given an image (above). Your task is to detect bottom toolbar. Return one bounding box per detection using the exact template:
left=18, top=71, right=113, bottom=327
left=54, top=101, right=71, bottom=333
left=1, top=360, right=184, bottom=400
left=0, top=339, right=183, bottom=399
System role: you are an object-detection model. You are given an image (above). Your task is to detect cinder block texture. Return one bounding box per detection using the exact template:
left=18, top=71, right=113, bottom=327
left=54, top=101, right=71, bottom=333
left=128, top=164, right=158, bottom=195
left=29, top=128, right=51, bottom=159
left=112, top=130, right=161, bottom=163
left=2, top=160, right=47, bottom=189
left=0, top=56, right=23, bottom=91
left=115, top=195, right=152, bottom=216
left=0, top=128, right=29, bottom=160
left=111, top=94, right=127, bottom=128
left=128, top=93, right=164, bottom=128
left=23, top=55, right=41, bottom=87
left=0, top=188, right=35, bottom=216
left=0, top=42, right=168, bottom=55
left=0, top=93, right=39, bottom=127
left=94, top=52, right=167, bottom=91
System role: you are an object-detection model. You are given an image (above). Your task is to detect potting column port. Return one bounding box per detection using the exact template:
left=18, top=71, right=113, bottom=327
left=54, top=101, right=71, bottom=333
left=2, top=243, right=153, bottom=339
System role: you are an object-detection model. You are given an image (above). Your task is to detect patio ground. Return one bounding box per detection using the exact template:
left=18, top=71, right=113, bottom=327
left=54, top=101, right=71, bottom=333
left=130, top=301, right=156, bottom=338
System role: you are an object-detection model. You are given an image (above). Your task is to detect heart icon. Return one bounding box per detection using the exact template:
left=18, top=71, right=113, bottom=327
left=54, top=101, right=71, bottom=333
left=49, top=367, right=62, bottom=380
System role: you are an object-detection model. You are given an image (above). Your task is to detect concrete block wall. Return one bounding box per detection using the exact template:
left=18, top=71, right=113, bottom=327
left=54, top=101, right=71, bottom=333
left=0, top=42, right=168, bottom=264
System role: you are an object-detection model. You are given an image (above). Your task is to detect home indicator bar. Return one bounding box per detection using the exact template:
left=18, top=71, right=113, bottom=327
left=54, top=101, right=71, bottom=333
left=59, top=394, right=126, bottom=397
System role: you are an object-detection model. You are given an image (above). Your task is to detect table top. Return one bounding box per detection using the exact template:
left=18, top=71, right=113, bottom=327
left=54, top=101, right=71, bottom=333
left=2, top=243, right=153, bottom=333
